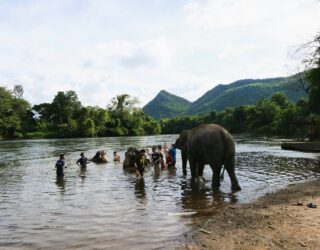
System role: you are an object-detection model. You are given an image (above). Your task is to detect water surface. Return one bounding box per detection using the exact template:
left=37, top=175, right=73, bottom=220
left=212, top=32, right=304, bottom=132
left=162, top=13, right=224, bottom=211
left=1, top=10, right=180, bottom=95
left=0, top=135, right=319, bottom=249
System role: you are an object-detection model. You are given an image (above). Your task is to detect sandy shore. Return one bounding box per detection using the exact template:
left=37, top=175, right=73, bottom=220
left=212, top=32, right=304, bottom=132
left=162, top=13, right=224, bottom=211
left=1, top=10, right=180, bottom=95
left=181, top=179, right=320, bottom=250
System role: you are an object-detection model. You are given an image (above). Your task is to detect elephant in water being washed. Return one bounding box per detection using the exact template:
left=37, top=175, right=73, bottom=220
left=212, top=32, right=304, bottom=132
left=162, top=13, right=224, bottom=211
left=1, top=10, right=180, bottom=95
left=174, top=124, right=241, bottom=190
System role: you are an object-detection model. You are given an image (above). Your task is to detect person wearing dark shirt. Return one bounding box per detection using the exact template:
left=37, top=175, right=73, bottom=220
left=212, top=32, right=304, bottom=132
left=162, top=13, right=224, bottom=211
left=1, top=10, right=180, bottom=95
left=56, top=154, right=66, bottom=176
left=149, top=147, right=160, bottom=166
left=76, top=152, right=89, bottom=168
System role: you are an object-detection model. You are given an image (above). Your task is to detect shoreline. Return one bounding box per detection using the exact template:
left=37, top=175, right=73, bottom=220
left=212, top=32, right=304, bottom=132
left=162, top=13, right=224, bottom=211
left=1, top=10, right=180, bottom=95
left=182, top=178, right=320, bottom=249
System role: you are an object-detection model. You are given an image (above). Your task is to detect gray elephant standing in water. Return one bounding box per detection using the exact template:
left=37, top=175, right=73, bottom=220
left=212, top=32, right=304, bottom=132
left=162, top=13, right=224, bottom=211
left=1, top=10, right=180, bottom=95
left=174, top=124, right=241, bottom=190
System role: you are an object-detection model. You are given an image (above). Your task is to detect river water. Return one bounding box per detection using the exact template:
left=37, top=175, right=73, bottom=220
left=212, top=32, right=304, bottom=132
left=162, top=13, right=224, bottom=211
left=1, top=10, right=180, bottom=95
left=0, top=135, right=319, bottom=249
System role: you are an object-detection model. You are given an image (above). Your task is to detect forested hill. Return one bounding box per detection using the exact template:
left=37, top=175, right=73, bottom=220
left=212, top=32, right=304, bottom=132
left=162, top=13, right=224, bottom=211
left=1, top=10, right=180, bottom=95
left=187, top=76, right=306, bottom=114
left=143, top=75, right=307, bottom=118
left=143, top=90, right=191, bottom=119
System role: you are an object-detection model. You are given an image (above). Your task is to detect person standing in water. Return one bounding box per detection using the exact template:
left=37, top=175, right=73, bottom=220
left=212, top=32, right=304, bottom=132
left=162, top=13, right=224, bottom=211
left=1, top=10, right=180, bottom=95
left=56, top=154, right=66, bottom=176
left=157, top=145, right=165, bottom=170
left=135, top=149, right=147, bottom=177
left=76, top=152, right=89, bottom=168
left=168, top=144, right=176, bottom=167
left=113, top=151, right=121, bottom=163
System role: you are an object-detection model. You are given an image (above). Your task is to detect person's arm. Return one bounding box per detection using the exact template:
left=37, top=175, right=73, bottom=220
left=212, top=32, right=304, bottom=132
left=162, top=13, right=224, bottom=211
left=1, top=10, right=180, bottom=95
left=76, top=159, right=80, bottom=167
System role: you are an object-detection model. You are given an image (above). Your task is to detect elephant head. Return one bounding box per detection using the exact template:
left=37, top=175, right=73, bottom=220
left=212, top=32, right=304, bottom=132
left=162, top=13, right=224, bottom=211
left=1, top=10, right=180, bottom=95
left=175, top=130, right=189, bottom=175
left=123, top=147, right=140, bottom=169
left=91, top=150, right=108, bottom=163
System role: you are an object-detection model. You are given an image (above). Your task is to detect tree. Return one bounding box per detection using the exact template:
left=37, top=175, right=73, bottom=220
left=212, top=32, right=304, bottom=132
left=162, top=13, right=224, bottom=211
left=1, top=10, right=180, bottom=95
left=300, top=33, right=320, bottom=114
left=108, top=94, right=140, bottom=113
left=51, top=91, right=82, bottom=125
left=13, top=85, right=24, bottom=98
left=0, top=86, right=31, bottom=138
left=271, top=92, right=289, bottom=109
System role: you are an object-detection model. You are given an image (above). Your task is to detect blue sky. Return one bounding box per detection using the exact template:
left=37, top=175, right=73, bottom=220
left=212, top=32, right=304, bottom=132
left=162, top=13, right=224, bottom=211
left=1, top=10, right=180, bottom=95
left=0, top=0, right=319, bottom=107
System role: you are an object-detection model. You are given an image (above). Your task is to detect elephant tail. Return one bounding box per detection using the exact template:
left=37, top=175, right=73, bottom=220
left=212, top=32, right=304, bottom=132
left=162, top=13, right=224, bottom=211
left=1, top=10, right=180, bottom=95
left=220, top=165, right=225, bottom=181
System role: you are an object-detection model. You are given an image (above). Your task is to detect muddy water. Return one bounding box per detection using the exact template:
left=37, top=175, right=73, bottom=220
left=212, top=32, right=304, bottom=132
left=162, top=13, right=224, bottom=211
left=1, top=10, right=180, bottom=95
left=0, top=135, right=319, bottom=249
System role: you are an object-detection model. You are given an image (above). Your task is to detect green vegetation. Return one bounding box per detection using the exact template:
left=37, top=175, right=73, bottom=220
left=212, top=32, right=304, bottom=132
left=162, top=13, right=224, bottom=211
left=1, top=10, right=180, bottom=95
left=0, top=82, right=314, bottom=140
left=0, top=88, right=160, bottom=139
left=0, top=84, right=314, bottom=140
left=161, top=92, right=308, bottom=137
left=1, top=33, right=319, bottom=140
left=143, top=90, right=191, bottom=119
left=143, top=76, right=307, bottom=118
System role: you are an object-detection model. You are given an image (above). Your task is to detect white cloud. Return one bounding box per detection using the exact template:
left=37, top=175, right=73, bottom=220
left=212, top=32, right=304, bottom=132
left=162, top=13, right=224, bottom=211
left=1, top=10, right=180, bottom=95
left=0, top=0, right=319, bottom=107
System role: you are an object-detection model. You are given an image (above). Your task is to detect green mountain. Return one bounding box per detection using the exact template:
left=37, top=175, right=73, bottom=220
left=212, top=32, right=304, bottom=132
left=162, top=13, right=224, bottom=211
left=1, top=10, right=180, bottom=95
left=186, top=76, right=307, bottom=114
left=143, top=75, right=307, bottom=119
left=143, top=90, right=192, bottom=119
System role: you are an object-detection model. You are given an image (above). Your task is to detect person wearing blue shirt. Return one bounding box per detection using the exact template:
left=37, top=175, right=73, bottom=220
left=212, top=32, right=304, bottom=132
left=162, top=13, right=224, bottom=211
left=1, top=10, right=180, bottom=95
left=168, top=144, right=176, bottom=167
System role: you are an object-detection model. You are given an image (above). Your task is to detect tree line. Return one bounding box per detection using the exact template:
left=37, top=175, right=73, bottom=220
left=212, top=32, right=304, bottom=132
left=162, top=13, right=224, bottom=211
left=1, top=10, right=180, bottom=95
left=1, top=33, right=319, bottom=140
left=0, top=88, right=160, bottom=139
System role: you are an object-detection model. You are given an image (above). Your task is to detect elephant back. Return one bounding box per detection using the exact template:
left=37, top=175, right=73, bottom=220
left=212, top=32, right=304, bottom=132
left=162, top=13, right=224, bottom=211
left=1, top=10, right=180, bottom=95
left=187, top=124, right=235, bottom=162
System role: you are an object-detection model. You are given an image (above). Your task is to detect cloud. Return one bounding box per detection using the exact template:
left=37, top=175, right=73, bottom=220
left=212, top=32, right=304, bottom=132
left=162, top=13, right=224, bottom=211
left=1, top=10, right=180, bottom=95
left=0, top=0, right=319, bottom=108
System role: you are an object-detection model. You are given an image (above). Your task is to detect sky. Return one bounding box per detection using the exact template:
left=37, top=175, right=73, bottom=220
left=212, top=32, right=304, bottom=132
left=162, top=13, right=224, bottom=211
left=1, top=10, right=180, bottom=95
left=0, top=0, right=320, bottom=107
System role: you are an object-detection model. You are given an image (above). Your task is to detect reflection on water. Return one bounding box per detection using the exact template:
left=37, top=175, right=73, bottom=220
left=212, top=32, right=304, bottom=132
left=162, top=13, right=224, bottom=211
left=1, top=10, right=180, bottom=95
left=0, top=135, right=319, bottom=249
left=134, top=178, right=146, bottom=203
left=55, top=176, right=66, bottom=193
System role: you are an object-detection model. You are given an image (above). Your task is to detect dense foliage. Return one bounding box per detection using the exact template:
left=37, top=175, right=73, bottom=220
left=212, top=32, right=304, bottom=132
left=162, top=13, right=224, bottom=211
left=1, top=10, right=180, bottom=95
left=0, top=88, right=160, bottom=139
left=0, top=85, right=33, bottom=138
left=161, top=92, right=309, bottom=137
left=0, top=87, right=314, bottom=140
left=304, top=33, right=320, bottom=115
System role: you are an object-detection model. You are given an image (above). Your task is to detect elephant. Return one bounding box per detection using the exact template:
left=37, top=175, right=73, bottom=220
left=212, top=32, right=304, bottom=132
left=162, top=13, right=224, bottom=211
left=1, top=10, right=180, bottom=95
left=123, top=147, right=151, bottom=174
left=91, top=150, right=108, bottom=163
left=174, top=124, right=241, bottom=190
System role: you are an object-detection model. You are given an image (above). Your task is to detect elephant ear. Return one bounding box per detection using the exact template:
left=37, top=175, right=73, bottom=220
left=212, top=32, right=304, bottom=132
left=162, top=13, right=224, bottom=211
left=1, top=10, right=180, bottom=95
left=135, top=149, right=140, bottom=159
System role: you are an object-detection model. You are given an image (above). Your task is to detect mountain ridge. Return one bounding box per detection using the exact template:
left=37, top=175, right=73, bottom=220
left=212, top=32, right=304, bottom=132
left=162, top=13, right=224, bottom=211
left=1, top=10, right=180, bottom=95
left=143, top=75, right=307, bottom=119
left=143, top=90, right=191, bottom=119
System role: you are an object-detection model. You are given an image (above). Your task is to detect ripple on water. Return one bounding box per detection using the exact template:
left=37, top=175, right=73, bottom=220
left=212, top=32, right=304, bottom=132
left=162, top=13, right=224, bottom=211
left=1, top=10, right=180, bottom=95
left=0, top=135, right=319, bottom=249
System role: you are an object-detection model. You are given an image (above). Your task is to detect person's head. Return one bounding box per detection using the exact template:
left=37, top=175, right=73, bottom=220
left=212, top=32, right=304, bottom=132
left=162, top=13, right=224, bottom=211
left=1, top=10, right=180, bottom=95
left=59, top=154, right=65, bottom=160
left=158, top=145, right=162, bottom=151
left=80, top=152, right=84, bottom=157
left=140, top=149, right=146, bottom=154
left=152, top=146, right=157, bottom=153
left=113, top=151, right=117, bottom=156
left=171, top=144, right=175, bottom=148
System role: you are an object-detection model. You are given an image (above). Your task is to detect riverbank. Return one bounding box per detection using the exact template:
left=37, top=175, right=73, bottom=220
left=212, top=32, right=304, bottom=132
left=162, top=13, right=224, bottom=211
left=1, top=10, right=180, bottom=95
left=182, top=179, right=320, bottom=249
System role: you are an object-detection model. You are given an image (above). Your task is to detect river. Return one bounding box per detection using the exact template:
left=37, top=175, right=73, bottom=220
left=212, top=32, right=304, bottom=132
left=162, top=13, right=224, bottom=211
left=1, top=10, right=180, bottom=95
left=0, top=135, right=319, bottom=249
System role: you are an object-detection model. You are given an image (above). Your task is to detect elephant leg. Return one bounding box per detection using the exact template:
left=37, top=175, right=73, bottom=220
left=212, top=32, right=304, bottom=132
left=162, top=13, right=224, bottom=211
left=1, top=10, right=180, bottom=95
left=182, top=151, right=188, bottom=175
left=198, top=164, right=204, bottom=176
left=198, top=164, right=205, bottom=181
left=211, top=164, right=222, bottom=188
left=225, top=156, right=241, bottom=190
left=189, top=158, right=197, bottom=180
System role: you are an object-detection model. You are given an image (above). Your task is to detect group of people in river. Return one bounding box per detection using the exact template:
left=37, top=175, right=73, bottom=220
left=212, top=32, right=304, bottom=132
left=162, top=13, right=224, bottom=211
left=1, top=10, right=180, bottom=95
left=55, top=143, right=176, bottom=178
left=133, top=143, right=177, bottom=177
